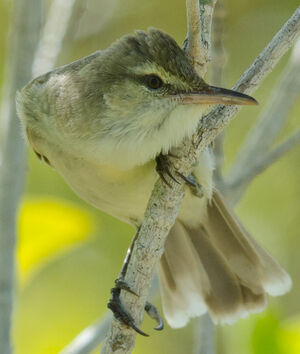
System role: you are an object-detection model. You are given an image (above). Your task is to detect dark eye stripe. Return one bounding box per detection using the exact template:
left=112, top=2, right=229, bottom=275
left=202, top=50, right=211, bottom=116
left=144, top=74, right=163, bottom=90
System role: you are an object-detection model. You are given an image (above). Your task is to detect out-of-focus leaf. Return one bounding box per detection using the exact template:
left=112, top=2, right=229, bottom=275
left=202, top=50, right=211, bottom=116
left=251, top=312, right=283, bottom=354
left=17, top=196, right=94, bottom=285
left=279, top=316, right=300, bottom=354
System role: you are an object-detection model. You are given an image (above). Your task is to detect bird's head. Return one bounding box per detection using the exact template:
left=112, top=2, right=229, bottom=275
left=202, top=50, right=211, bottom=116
left=96, top=28, right=256, bottom=138
left=18, top=28, right=257, bottom=168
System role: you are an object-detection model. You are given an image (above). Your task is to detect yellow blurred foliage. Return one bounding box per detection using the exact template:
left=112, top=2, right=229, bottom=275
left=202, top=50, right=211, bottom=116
left=280, top=317, right=300, bottom=354
left=17, top=196, right=94, bottom=285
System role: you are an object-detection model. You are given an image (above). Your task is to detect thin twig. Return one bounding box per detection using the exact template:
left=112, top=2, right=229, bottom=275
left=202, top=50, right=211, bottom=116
left=226, top=36, right=300, bottom=193
left=194, top=1, right=227, bottom=352
left=101, top=6, right=300, bottom=354
left=210, top=0, right=226, bottom=86
left=0, top=1, right=43, bottom=353
left=185, top=0, right=217, bottom=76
left=32, top=0, right=86, bottom=77
left=61, top=314, right=111, bottom=354
left=211, top=0, right=227, bottom=186
left=61, top=276, right=159, bottom=354
left=194, top=315, right=216, bottom=354
left=226, top=130, right=300, bottom=203
left=194, top=6, right=300, bottom=151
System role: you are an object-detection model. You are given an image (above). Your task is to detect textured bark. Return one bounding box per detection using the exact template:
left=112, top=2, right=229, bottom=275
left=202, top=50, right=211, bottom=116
left=100, top=5, right=300, bottom=354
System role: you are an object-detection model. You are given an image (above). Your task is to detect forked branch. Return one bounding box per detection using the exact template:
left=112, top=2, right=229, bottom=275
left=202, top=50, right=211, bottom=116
left=100, top=3, right=300, bottom=354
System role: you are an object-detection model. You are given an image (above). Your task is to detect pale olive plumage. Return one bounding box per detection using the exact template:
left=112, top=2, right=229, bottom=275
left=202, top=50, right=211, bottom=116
left=17, top=29, right=291, bottom=328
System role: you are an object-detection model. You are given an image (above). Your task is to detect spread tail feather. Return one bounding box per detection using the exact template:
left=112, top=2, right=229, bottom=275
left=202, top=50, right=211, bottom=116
left=158, top=191, right=291, bottom=328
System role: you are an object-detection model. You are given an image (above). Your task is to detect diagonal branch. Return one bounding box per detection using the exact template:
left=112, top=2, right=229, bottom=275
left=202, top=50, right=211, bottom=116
left=61, top=314, right=111, bottom=354
left=193, top=6, right=300, bottom=151
left=226, top=35, right=300, bottom=192
left=101, top=4, right=300, bottom=354
left=225, top=130, right=300, bottom=204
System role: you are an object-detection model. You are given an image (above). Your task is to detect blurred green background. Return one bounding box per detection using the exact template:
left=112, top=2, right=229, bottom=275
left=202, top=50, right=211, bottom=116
left=1, top=0, right=300, bottom=353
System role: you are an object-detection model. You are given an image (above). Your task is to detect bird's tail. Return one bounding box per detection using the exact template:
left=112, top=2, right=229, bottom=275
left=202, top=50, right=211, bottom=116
left=158, top=191, right=291, bottom=328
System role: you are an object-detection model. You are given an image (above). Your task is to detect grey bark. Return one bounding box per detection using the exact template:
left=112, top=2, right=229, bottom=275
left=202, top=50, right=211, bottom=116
left=100, top=5, right=300, bottom=354
left=0, top=1, right=43, bottom=353
left=61, top=314, right=112, bottom=354
left=0, top=0, right=86, bottom=353
left=224, top=36, right=300, bottom=203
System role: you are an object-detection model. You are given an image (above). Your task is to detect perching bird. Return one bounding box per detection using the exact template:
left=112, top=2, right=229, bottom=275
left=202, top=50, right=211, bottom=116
left=17, top=28, right=291, bottom=331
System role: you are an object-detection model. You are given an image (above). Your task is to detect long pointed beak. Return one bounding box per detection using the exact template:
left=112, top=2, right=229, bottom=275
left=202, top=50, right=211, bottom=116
left=177, top=86, right=258, bottom=106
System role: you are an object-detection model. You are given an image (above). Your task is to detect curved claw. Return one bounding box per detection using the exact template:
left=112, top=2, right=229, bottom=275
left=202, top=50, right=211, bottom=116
left=128, top=320, right=149, bottom=337
left=175, top=171, right=198, bottom=187
left=115, top=279, right=138, bottom=296
left=144, top=301, right=164, bottom=331
left=154, top=316, right=164, bottom=331
left=155, top=154, right=180, bottom=188
left=108, top=286, right=149, bottom=337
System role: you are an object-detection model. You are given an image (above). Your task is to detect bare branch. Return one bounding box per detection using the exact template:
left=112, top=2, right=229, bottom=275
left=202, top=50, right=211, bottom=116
left=225, top=130, right=300, bottom=204
left=210, top=0, right=227, bottom=86
left=211, top=0, right=227, bottom=185
left=61, top=277, right=160, bottom=353
left=101, top=5, right=300, bottom=354
left=0, top=1, right=43, bottom=353
left=101, top=1, right=216, bottom=353
left=185, top=0, right=217, bottom=76
left=194, top=6, right=300, bottom=151
left=0, top=1, right=88, bottom=353
left=194, top=315, right=216, bottom=354
left=32, top=0, right=86, bottom=77
left=226, top=36, right=300, bottom=190
left=195, top=2, right=227, bottom=352
left=61, top=314, right=111, bottom=354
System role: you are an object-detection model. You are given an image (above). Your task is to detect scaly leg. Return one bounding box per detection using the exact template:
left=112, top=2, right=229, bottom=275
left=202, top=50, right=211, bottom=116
left=156, top=153, right=204, bottom=198
left=108, top=230, right=164, bottom=336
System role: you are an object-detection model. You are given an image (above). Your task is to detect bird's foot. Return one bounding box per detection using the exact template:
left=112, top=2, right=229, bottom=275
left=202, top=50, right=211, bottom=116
left=145, top=301, right=164, bottom=331
left=183, top=174, right=205, bottom=198
left=155, top=153, right=180, bottom=188
left=155, top=153, right=202, bottom=192
left=108, top=279, right=164, bottom=336
left=108, top=279, right=148, bottom=336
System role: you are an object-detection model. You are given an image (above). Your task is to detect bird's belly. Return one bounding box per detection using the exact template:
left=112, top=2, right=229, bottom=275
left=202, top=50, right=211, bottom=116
left=43, top=144, right=213, bottom=227
left=52, top=153, right=158, bottom=225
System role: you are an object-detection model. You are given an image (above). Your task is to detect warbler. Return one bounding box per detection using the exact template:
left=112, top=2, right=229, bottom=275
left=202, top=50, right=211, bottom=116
left=17, top=28, right=291, bottom=330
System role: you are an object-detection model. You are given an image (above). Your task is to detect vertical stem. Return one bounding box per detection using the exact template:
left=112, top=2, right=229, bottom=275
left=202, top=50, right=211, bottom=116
left=194, top=315, right=216, bottom=354
left=32, top=0, right=86, bottom=77
left=210, top=0, right=227, bottom=186
left=0, top=1, right=43, bottom=353
left=185, top=2, right=220, bottom=354
left=185, top=0, right=217, bottom=77
left=210, top=0, right=226, bottom=86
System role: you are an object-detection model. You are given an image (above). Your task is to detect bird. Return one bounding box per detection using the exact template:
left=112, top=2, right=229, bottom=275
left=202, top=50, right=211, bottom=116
left=17, top=28, right=291, bottom=332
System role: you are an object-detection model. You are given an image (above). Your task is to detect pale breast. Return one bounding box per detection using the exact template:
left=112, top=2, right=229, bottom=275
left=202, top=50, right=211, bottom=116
left=30, top=131, right=214, bottom=228
left=51, top=149, right=158, bottom=225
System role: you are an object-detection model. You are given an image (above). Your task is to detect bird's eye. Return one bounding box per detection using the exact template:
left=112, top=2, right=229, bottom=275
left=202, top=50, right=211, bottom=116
left=145, top=75, right=163, bottom=90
